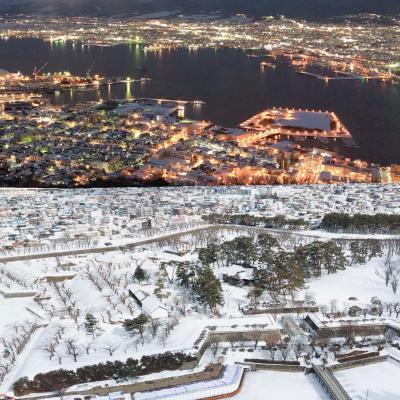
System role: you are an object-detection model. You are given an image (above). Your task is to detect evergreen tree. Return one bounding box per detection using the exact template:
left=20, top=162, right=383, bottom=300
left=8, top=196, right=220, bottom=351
left=230, top=236, right=257, bottom=267
left=195, top=265, right=223, bottom=313
left=257, top=233, right=280, bottom=252
left=350, top=241, right=368, bottom=265
left=198, top=244, right=219, bottom=266
left=322, top=241, right=347, bottom=274
left=365, top=239, right=383, bottom=260
left=248, top=285, right=264, bottom=305
left=133, top=265, right=147, bottom=283
left=84, top=313, right=99, bottom=339
left=123, top=313, right=150, bottom=339
left=154, top=273, right=166, bottom=299
left=176, top=262, right=195, bottom=288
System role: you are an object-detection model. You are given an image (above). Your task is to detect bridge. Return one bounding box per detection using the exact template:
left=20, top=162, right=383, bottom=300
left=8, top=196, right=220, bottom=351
left=313, top=365, right=352, bottom=400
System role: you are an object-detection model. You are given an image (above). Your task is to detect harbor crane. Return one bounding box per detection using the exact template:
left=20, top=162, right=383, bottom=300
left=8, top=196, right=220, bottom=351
left=32, top=62, right=48, bottom=80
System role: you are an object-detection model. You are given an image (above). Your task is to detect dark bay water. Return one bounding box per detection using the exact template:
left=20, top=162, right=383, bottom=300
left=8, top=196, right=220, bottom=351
left=1, top=38, right=400, bottom=165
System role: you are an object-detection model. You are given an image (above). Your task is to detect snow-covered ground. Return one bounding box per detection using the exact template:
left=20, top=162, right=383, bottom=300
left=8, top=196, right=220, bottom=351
left=235, top=371, right=329, bottom=399
left=0, top=231, right=279, bottom=392
left=1, top=223, right=400, bottom=395
left=0, top=297, right=33, bottom=336
left=335, top=360, right=400, bottom=400
left=304, top=256, right=399, bottom=305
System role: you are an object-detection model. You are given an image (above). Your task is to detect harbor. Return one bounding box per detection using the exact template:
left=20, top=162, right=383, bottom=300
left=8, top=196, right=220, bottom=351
left=1, top=41, right=400, bottom=165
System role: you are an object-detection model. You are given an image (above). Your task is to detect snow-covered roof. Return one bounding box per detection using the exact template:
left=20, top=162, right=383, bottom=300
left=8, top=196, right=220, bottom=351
left=127, top=284, right=167, bottom=316
left=127, top=284, right=149, bottom=302
left=142, top=296, right=167, bottom=315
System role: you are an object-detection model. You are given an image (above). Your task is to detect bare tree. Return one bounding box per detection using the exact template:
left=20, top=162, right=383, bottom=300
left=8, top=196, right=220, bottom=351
left=304, top=291, right=316, bottom=305
left=264, top=332, right=281, bottom=360
left=377, top=254, right=394, bottom=286
left=158, top=330, right=168, bottom=347
left=319, top=304, right=328, bottom=317
left=329, top=299, right=338, bottom=315
left=209, top=338, right=220, bottom=358
left=55, top=351, right=63, bottom=365
left=249, top=330, right=264, bottom=349
left=149, top=319, right=161, bottom=339
left=390, top=270, right=399, bottom=294
left=278, top=343, right=291, bottom=362
left=83, top=342, right=94, bottom=355
left=41, top=340, right=57, bottom=360
left=103, top=343, right=118, bottom=356
left=64, top=338, right=82, bottom=362
left=292, top=338, right=306, bottom=361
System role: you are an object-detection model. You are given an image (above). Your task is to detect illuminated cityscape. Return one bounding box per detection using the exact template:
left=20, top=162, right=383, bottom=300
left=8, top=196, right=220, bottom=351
left=0, top=14, right=399, bottom=81
left=1, top=85, right=398, bottom=187
left=0, top=13, right=399, bottom=187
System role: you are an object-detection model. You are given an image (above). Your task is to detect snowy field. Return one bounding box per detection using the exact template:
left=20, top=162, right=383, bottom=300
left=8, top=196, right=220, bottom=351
left=0, top=297, right=33, bottom=336
left=335, top=360, right=400, bottom=400
left=304, top=256, right=399, bottom=305
left=235, top=371, right=329, bottom=400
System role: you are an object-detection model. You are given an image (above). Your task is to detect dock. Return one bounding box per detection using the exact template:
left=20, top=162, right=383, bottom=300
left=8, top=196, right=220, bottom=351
left=297, top=70, right=391, bottom=82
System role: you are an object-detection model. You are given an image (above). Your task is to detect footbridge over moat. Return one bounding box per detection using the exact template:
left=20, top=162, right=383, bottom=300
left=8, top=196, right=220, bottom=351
left=312, top=365, right=352, bottom=400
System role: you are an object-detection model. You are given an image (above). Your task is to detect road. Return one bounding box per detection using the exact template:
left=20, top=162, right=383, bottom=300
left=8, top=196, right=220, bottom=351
left=1, top=224, right=399, bottom=264
left=0, top=224, right=214, bottom=263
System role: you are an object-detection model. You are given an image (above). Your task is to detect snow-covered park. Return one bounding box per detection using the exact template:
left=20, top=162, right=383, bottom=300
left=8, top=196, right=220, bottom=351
left=1, top=219, right=400, bottom=398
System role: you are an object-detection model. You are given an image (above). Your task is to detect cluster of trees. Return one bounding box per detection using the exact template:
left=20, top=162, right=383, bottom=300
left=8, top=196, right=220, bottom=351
left=121, top=312, right=179, bottom=348
left=13, top=352, right=195, bottom=395
left=202, top=213, right=308, bottom=229
left=321, top=213, right=400, bottom=233
left=175, top=263, right=224, bottom=314
left=252, top=240, right=347, bottom=300
left=348, top=240, right=382, bottom=264
left=0, top=321, right=39, bottom=384
left=377, top=254, right=400, bottom=294
left=195, top=234, right=349, bottom=300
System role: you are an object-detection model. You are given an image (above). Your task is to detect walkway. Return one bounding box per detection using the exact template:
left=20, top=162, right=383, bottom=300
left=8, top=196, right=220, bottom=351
left=313, top=365, right=352, bottom=400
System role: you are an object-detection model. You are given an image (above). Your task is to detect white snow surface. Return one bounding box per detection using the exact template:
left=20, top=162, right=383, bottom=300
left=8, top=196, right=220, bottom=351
left=235, top=370, right=329, bottom=399
left=335, top=359, right=400, bottom=400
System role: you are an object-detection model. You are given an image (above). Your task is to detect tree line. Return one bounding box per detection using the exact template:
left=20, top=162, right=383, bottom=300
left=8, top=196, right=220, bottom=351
left=202, top=213, right=308, bottom=229
left=321, top=213, right=400, bottom=234
left=13, top=351, right=195, bottom=396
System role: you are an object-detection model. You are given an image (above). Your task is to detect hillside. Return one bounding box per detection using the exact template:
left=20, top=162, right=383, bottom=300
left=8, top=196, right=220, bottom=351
left=0, top=0, right=399, bottom=19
